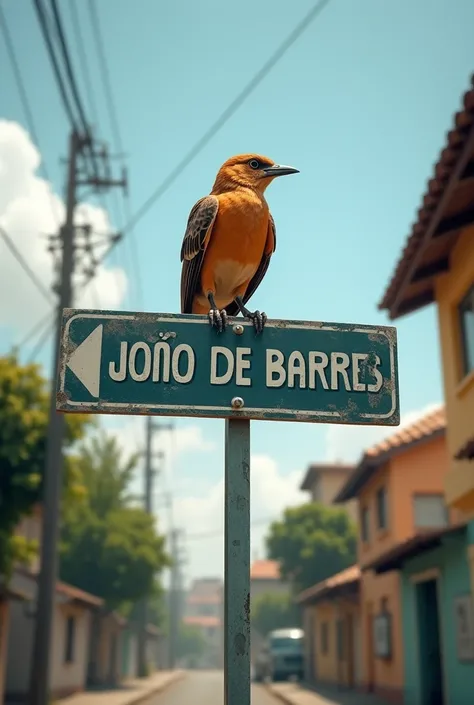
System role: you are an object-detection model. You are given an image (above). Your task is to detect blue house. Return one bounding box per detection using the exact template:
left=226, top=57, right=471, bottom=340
left=368, top=522, right=474, bottom=705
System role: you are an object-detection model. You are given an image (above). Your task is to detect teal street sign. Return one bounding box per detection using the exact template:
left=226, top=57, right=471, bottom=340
left=56, top=309, right=400, bottom=425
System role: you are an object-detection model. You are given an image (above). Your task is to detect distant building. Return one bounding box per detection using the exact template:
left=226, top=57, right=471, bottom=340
left=250, top=560, right=290, bottom=665
left=183, top=578, right=223, bottom=668
left=300, top=462, right=358, bottom=523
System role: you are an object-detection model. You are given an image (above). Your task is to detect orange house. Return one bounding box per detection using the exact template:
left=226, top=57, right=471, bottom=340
left=334, top=406, right=460, bottom=703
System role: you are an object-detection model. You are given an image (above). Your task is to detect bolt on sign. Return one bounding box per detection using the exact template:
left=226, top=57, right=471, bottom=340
left=57, top=309, right=399, bottom=425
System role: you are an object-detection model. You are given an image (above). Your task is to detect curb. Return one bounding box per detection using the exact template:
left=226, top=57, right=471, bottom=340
left=263, top=684, right=294, bottom=705
left=127, top=670, right=186, bottom=705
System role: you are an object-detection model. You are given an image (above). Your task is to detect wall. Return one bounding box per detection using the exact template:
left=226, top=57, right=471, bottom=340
left=310, top=598, right=361, bottom=688
left=360, top=570, right=404, bottom=701
left=50, top=604, right=91, bottom=698
left=401, top=532, right=474, bottom=705
left=0, top=601, right=9, bottom=704
left=435, top=226, right=474, bottom=512
left=358, top=437, right=454, bottom=570
left=309, top=471, right=358, bottom=523
left=5, top=599, right=33, bottom=697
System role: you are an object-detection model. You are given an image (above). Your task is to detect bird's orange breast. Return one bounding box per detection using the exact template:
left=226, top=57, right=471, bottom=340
left=197, top=190, right=269, bottom=309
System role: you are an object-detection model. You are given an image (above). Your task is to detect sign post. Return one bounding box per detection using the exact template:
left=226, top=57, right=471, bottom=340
left=56, top=308, right=399, bottom=705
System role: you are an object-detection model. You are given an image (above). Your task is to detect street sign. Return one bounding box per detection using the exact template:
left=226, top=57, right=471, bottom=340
left=57, top=308, right=399, bottom=426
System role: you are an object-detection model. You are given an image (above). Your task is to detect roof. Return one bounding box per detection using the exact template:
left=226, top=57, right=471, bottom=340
left=250, top=559, right=281, bottom=581
left=56, top=581, right=104, bottom=608
left=187, top=595, right=221, bottom=605
left=0, top=584, right=31, bottom=602
left=379, top=73, right=474, bottom=320
left=334, top=406, right=446, bottom=502
left=296, top=565, right=360, bottom=605
left=300, top=463, right=354, bottom=491
left=183, top=615, right=221, bottom=628
left=455, top=435, right=474, bottom=460
left=365, top=524, right=467, bottom=574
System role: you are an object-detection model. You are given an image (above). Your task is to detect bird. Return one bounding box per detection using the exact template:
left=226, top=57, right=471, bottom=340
left=180, top=153, right=299, bottom=334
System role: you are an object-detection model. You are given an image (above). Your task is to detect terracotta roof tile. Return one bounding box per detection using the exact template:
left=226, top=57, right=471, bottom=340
left=334, top=406, right=446, bottom=502
left=297, top=565, right=360, bottom=605
left=56, top=581, right=103, bottom=608
left=379, top=73, right=474, bottom=316
left=183, top=616, right=220, bottom=628
left=250, top=559, right=281, bottom=580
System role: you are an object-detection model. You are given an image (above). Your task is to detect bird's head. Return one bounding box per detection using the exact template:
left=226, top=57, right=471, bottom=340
left=212, top=153, right=299, bottom=193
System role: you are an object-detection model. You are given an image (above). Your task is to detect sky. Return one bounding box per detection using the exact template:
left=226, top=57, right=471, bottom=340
left=1, top=0, right=474, bottom=584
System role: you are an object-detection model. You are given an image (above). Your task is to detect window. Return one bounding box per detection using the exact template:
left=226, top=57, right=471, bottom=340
left=459, top=284, right=474, bottom=377
left=64, top=615, right=76, bottom=663
left=376, top=486, right=388, bottom=530
left=360, top=506, right=370, bottom=543
left=413, top=494, right=448, bottom=529
left=320, top=622, right=329, bottom=654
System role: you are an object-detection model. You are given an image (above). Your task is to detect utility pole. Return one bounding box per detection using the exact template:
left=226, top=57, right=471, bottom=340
left=137, top=418, right=173, bottom=677
left=30, top=130, right=126, bottom=705
left=168, top=527, right=186, bottom=670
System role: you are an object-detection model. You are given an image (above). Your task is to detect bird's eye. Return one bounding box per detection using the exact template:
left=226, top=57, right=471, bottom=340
left=248, top=159, right=260, bottom=170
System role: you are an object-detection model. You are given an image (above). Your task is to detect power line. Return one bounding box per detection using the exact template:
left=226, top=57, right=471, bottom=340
left=87, top=0, right=144, bottom=310
left=33, top=0, right=79, bottom=132
left=116, top=0, right=333, bottom=240
left=0, top=3, right=60, bottom=224
left=69, top=0, right=99, bottom=128
left=0, top=226, right=54, bottom=305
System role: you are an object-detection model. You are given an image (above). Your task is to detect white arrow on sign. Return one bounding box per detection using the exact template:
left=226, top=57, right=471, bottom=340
left=66, top=324, right=103, bottom=398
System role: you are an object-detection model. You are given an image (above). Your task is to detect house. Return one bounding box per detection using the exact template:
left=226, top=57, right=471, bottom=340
left=121, top=623, right=162, bottom=678
left=367, top=523, right=474, bottom=705
left=6, top=571, right=103, bottom=701
left=377, top=74, right=474, bottom=580
left=0, top=584, right=31, bottom=705
left=300, top=462, right=358, bottom=522
left=250, top=560, right=290, bottom=665
left=87, top=609, right=127, bottom=687
left=333, top=406, right=460, bottom=703
left=296, top=565, right=362, bottom=689
left=183, top=578, right=223, bottom=668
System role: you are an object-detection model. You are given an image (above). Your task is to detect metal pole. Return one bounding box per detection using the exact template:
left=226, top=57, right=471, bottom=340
left=224, top=418, right=250, bottom=705
left=137, top=416, right=154, bottom=677
left=30, top=130, right=79, bottom=705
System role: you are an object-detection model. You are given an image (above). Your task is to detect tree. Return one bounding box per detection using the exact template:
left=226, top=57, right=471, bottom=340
left=266, top=503, right=357, bottom=592
left=176, top=624, right=206, bottom=663
left=60, top=431, right=170, bottom=610
left=252, top=591, right=301, bottom=637
left=0, top=353, right=91, bottom=576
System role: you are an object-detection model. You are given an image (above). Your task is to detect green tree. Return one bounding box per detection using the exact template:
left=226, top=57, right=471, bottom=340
left=60, top=431, right=170, bottom=610
left=266, top=502, right=357, bottom=592
left=252, top=591, right=301, bottom=636
left=176, top=624, right=206, bottom=662
left=0, top=353, right=91, bottom=576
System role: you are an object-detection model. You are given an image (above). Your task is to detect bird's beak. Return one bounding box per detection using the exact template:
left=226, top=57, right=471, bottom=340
left=263, top=164, right=300, bottom=178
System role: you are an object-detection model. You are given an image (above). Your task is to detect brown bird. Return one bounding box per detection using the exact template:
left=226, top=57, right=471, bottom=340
left=180, top=154, right=299, bottom=334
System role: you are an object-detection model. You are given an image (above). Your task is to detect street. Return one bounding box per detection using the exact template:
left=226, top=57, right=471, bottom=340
left=146, top=671, right=280, bottom=705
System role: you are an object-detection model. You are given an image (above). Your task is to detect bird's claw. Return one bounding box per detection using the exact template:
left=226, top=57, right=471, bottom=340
left=208, top=308, right=228, bottom=333
left=247, top=310, right=267, bottom=334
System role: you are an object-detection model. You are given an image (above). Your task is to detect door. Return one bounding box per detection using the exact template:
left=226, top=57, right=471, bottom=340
left=416, top=579, right=444, bottom=705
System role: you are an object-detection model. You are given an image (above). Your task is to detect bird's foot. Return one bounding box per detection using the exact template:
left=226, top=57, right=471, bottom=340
left=208, top=308, right=228, bottom=333
left=245, top=310, right=267, bottom=334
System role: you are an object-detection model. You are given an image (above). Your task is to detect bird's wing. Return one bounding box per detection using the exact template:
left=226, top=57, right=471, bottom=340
left=225, top=213, right=276, bottom=316
left=180, top=195, right=219, bottom=313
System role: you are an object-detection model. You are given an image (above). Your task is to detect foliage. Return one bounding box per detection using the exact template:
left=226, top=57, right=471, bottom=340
left=266, top=502, right=357, bottom=592
left=176, top=623, right=206, bottom=661
left=0, top=353, right=91, bottom=576
left=60, top=431, right=170, bottom=610
left=251, top=591, right=301, bottom=636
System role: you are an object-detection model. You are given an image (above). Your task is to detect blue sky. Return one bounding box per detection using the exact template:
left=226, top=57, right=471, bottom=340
left=1, top=0, right=474, bottom=579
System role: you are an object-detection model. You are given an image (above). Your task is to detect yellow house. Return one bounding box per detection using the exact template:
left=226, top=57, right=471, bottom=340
left=297, top=566, right=362, bottom=689
left=378, top=73, right=474, bottom=585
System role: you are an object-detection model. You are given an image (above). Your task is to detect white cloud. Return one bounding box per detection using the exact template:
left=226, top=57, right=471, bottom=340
left=172, top=453, right=306, bottom=584
left=324, top=401, right=443, bottom=464
left=0, top=119, right=127, bottom=336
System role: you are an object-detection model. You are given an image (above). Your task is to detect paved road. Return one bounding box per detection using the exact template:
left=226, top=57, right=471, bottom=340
left=146, top=670, right=279, bottom=705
